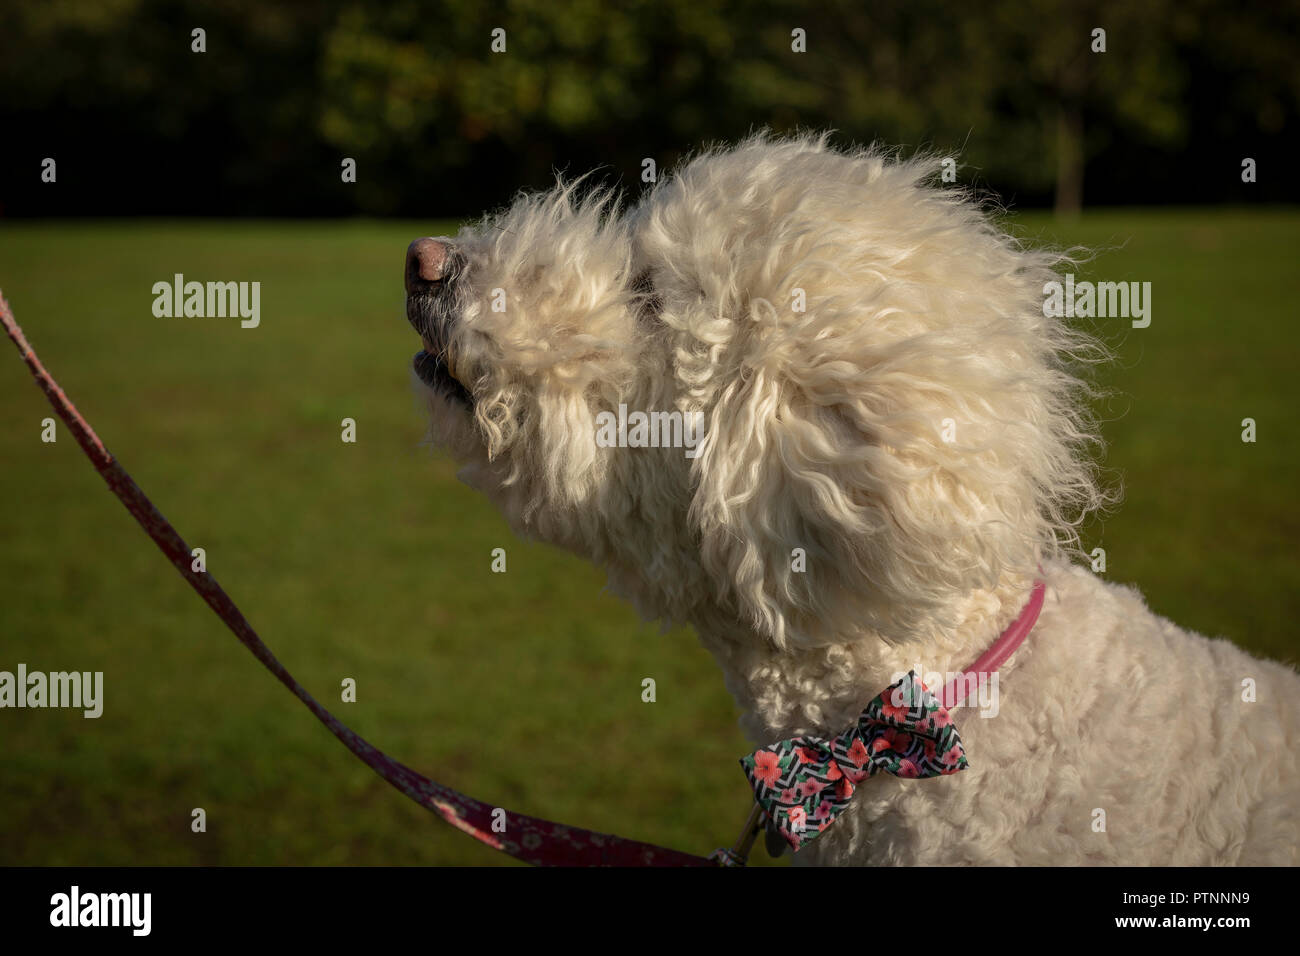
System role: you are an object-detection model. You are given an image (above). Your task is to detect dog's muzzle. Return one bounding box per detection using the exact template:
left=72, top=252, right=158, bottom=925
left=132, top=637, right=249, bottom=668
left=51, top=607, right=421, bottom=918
left=405, top=237, right=472, bottom=407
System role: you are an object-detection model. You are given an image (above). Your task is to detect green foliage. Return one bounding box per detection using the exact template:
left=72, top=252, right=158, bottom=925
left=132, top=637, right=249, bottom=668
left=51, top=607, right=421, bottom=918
left=2, top=0, right=1297, bottom=214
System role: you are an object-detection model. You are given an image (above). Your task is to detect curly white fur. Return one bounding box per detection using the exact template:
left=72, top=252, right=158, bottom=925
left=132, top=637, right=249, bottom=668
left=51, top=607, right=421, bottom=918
left=408, top=133, right=1299, bottom=865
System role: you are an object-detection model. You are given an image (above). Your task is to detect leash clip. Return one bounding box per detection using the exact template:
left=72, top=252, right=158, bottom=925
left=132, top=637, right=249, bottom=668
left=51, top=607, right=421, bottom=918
left=708, top=803, right=765, bottom=866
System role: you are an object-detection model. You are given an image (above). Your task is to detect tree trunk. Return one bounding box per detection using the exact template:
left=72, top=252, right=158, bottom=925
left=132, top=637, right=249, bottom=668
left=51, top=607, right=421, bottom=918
left=1055, top=101, right=1084, bottom=216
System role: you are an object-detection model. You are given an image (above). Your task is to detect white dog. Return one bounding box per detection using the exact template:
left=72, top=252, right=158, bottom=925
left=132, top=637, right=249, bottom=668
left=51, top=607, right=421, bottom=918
left=403, top=134, right=1298, bottom=865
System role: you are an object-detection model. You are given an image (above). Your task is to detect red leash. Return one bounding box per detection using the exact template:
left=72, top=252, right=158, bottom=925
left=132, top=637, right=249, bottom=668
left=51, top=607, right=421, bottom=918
left=1, top=290, right=714, bottom=867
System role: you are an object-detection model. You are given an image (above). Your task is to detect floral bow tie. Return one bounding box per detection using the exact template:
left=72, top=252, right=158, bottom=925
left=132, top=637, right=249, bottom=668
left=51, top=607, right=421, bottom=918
left=740, top=672, right=969, bottom=852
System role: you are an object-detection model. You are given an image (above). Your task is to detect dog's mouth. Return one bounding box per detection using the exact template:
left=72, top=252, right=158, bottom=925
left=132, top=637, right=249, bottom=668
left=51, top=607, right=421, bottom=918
left=412, top=344, right=473, bottom=407
left=408, top=306, right=472, bottom=407
left=405, top=237, right=473, bottom=408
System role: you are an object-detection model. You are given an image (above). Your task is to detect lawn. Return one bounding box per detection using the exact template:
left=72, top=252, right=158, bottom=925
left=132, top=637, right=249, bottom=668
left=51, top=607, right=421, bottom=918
left=1, top=209, right=1296, bottom=866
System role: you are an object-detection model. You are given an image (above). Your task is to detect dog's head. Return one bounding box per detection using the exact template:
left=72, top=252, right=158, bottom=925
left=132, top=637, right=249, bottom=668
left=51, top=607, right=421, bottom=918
left=405, top=135, right=1109, bottom=648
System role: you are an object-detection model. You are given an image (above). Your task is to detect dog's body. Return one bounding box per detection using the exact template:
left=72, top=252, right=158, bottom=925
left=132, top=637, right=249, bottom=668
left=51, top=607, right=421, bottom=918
left=733, top=558, right=1300, bottom=865
left=404, top=134, right=1299, bottom=865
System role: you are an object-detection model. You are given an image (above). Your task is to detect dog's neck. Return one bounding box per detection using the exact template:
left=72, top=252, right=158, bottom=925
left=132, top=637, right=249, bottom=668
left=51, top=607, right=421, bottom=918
left=690, top=569, right=1039, bottom=744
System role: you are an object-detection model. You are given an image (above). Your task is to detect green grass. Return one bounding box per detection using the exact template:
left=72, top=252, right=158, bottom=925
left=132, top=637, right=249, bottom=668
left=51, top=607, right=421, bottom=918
left=1, top=210, right=1296, bottom=866
left=1014, top=209, right=1300, bottom=664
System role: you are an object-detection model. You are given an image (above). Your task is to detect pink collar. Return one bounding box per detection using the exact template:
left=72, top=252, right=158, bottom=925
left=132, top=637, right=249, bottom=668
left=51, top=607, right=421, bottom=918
left=940, top=578, right=1045, bottom=709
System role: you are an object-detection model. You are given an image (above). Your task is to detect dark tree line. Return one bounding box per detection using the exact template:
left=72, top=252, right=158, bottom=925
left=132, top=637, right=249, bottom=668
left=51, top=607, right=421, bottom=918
left=1, top=0, right=1296, bottom=217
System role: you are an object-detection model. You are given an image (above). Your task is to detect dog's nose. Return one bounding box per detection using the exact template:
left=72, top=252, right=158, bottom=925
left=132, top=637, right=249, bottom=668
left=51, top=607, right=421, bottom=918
left=406, top=237, right=452, bottom=293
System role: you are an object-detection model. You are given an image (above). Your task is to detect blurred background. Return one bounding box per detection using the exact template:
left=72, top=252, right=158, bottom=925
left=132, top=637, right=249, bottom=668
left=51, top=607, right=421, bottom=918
left=2, top=0, right=1299, bottom=215
left=0, top=0, right=1297, bottom=866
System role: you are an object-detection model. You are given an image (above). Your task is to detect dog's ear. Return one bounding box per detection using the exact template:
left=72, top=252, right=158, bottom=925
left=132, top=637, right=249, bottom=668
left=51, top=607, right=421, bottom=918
left=640, top=140, right=1108, bottom=648
left=688, top=262, right=1103, bottom=650
left=456, top=178, right=648, bottom=503
left=690, top=347, right=921, bottom=649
